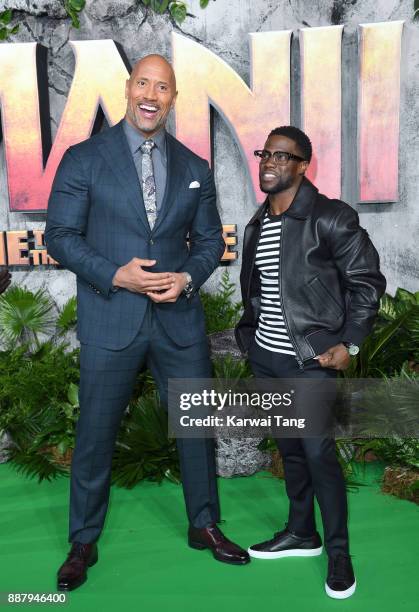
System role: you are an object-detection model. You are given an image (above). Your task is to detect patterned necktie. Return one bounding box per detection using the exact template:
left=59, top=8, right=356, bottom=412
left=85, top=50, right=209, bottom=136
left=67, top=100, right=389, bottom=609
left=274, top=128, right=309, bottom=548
left=139, top=139, right=157, bottom=230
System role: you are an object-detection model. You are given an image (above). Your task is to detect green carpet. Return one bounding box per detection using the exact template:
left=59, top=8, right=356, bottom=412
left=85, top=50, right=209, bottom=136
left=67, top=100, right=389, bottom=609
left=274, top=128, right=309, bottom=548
left=0, top=462, right=418, bottom=611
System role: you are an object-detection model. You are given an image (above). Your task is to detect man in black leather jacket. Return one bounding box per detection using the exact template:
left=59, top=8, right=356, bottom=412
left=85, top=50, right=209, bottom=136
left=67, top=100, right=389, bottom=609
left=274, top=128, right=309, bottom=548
left=235, top=126, right=386, bottom=600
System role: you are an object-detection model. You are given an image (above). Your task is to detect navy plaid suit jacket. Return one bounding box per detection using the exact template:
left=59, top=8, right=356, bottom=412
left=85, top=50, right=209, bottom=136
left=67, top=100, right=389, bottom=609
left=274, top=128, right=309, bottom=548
left=45, top=120, right=225, bottom=350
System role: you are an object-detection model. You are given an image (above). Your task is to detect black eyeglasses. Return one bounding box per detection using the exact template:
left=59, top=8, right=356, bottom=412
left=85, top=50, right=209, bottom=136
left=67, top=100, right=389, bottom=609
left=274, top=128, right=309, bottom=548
left=254, top=149, right=306, bottom=165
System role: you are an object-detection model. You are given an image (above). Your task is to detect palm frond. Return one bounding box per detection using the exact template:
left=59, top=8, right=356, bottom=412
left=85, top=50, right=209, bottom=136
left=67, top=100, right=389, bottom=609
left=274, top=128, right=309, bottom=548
left=56, top=296, right=77, bottom=334
left=112, top=392, right=180, bottom=488
left=9, top=448, right=68, bottom=482
left=0, top=286, right=55, bottom=348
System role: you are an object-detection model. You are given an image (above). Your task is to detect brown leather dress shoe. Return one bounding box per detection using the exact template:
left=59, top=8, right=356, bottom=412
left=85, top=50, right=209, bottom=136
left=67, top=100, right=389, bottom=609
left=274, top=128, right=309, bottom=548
left=188, top=525, right=250, bottom=565
left=57, top=542, right=98, bottom=591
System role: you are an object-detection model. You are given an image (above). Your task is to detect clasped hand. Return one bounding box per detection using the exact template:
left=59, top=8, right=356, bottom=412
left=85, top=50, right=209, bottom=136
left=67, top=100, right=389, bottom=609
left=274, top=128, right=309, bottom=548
left=112, top=258, right=187, bottom=303
left=315, top=343, right=350, bottom=370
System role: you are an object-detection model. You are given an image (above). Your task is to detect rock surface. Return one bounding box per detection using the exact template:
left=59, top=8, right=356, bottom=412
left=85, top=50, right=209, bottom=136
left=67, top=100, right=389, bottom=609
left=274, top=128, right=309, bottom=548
left=0, top=431, right=13, bottom=464
left=0, top=1, right=66, bottom=17
left=208, top=329, right=243, bottom=360
left=215, top=436, right=271, bottom=478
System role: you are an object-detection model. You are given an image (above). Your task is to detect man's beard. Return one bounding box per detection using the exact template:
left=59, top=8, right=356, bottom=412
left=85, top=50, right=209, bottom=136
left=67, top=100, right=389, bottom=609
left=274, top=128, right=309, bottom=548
left=260, top=175, right=294, bottom=194
left=126, top=104, right=163, bottom=134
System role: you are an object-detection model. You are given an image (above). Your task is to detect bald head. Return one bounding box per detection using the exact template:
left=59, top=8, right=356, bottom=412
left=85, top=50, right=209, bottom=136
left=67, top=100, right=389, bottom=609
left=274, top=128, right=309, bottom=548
left=130, top=54, right=177, bottom=90
left=125, top=54, right=178, bottom=137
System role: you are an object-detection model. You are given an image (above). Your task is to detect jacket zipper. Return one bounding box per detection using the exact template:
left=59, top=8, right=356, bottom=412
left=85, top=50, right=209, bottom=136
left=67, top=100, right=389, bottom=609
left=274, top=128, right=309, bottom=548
left=278, top=215, right=304, bottom=370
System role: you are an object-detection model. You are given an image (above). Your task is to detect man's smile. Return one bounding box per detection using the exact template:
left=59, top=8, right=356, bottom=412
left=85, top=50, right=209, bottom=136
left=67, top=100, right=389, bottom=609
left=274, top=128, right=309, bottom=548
left=261, top=172, right=279, bottom=180
left=137, top=103, right=160, bottom=119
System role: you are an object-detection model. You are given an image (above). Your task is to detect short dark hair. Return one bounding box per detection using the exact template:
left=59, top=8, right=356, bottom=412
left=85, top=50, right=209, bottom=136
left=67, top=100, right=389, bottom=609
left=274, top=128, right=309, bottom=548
left=268, top=126, right=312, bottom=163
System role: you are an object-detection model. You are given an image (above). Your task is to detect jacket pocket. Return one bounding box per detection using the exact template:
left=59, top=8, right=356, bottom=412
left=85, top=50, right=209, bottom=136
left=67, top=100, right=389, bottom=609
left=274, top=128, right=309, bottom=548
left=307, top=276, right=344, bottom=319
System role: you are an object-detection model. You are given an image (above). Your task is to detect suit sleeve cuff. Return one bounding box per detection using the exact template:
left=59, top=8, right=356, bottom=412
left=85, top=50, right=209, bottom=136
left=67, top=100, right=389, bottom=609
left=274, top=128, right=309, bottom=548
left=90, top=263, right=120, bottom=298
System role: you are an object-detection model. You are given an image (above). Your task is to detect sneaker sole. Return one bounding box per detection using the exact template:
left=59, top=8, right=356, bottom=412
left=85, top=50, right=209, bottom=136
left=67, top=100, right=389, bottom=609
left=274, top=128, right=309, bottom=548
left=325, top=579, right=356, bottom=599
left=248, top=546, right=323, bottom=559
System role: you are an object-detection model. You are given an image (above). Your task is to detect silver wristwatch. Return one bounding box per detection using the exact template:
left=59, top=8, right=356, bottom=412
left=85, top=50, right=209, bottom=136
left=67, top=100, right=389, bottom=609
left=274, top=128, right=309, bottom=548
left=343, top=342, right=360, bottom=356
left=183, top=272, right=194, bottom=298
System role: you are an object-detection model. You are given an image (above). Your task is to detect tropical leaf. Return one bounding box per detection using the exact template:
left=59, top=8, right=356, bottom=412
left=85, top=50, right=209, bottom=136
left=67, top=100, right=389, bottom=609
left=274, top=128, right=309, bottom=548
left=141, top=0, right=211, bottom=20
left=201, top=269, right=242, bottom=334
left=9, top=450, right=68, bottom=482
left=355, top=437, right=419, bottom=471
left=212, top=354, right=252, bottom=387
left=67, top=382, right=79, bottom=407
left=70, top=0, right=85, bottom=10
left=0, top=286, right=55, bottom=349
left=394, top=287, right=416, bottom=306
left=343, top=289, right=419, bottom=379
left=64, top=0, right=85, bottom=28
left=0, top=7, right=22, bottom=39
left=379, top=294, right=398, bottom=321
left=367, top=312, right=409, bottom=362
left=56, top=296, right=77, bottom=334
left=0, top=9, right=12, bottom=24
left=112, top=393, right=180, bottom=488
left=151, top=0, right=170, bottom=13
left=170, top=1, right=187, bottom=23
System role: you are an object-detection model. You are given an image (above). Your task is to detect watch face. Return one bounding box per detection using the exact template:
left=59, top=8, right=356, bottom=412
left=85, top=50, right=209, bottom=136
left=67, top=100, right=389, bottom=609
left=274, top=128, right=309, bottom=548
left=348, top=344, right=360, bottom=356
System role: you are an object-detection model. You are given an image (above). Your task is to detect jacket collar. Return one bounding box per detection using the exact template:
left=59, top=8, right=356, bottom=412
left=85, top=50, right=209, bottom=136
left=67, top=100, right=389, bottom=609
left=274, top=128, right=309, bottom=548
left=96, top=120, right=184, bottom=235
left=248, top=177, right=319, bottom=225
left=97, top=120, right=150, bottom=233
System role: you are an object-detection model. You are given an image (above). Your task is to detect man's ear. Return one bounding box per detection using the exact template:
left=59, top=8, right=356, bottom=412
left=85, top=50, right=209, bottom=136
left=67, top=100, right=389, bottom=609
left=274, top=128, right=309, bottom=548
left=125, top=79, right=130, bottom=99
left=299, top=160, right=309, bottom=176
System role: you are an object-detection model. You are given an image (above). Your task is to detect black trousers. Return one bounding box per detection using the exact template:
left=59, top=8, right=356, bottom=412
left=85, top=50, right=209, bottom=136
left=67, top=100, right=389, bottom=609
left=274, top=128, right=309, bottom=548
left=248, top=339, right=349, bottom=556
left=69, top=302, right=220, bottom=544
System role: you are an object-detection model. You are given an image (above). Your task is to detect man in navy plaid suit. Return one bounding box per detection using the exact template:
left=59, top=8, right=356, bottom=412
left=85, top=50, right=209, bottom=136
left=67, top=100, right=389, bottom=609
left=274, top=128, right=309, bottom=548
left=46, top=54, right=249, bottom=591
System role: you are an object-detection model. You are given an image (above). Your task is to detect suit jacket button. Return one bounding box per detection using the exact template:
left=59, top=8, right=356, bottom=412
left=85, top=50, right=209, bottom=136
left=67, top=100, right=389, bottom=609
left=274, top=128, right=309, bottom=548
left=150, top=239, right=154, bottom=245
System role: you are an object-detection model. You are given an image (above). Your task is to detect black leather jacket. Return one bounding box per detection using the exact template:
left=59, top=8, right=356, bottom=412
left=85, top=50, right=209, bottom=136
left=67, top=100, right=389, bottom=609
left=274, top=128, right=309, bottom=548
left=235, top=178, right=386, bottom=366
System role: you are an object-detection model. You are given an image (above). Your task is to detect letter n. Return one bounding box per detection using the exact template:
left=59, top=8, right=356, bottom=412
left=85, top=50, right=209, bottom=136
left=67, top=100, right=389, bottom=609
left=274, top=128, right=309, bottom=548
left=172, top=31, right=291, bottom=203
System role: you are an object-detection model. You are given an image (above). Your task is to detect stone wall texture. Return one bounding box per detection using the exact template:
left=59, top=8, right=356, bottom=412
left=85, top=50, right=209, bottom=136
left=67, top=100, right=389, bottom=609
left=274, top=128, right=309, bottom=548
left=0, top=0, right=417, bottom=338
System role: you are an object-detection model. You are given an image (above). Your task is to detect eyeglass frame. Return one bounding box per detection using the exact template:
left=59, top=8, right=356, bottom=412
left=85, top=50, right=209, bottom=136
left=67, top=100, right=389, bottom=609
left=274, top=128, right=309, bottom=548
left=254, top=149, right=306, bottom=165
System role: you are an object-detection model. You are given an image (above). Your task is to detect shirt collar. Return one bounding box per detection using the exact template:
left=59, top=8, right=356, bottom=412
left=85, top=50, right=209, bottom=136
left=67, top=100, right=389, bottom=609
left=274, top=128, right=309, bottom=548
left=122, top=118, right=166, bottom=156
left=247, top=177, right=319, bottom=225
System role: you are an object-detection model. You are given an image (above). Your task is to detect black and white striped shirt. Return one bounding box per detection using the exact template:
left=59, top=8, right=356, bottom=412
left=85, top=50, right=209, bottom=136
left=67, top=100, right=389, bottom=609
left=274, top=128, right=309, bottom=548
left=254, top=212, right=296, bottom=356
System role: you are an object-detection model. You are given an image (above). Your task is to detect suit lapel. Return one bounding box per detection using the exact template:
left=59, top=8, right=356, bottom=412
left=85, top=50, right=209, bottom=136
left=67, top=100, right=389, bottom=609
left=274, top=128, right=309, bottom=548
left=97, top=121, right=150, bottom=234
left=152, top=133, right=184, bottom=234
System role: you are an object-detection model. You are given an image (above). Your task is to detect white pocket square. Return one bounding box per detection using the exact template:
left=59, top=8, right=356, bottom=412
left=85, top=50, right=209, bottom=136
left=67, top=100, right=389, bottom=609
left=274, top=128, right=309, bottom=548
left=189, top=181, right=200, bottom=189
